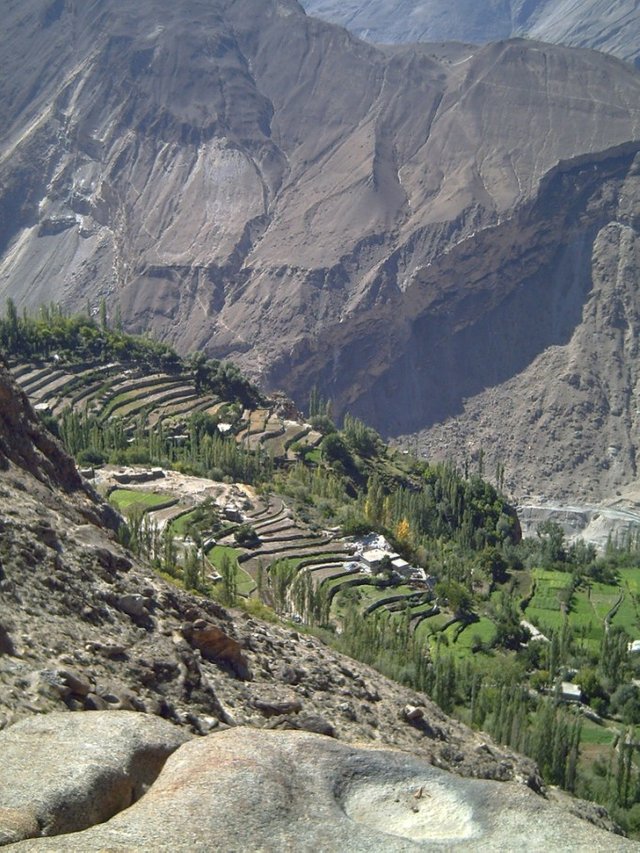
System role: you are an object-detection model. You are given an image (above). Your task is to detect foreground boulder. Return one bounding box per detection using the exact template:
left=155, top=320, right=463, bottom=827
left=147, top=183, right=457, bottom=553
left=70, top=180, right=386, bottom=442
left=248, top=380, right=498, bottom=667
left=6, top=727, right=635, bottom=851
left=0, top=712, right=189, bottom=846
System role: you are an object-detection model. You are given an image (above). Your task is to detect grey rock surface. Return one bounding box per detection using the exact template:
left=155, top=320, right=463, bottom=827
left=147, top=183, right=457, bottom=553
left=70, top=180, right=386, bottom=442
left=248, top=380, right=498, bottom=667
left=301, top=0, right=640, bottom=65
left=5, top=727, right=637, bottom=851
left=0, top=711, right=189, bottom=846
left=405, top=177, right=640, bottom=502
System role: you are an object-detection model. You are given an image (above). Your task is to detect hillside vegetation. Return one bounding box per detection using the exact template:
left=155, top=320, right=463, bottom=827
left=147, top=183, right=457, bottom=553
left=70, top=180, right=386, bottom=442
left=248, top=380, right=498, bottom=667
left=5, top=305, right=640, bottom=836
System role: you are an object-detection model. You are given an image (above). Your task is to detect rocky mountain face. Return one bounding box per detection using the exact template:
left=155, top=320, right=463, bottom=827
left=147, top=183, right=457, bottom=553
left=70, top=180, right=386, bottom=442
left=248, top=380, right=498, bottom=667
left=1, top=0, right=640, bottom=500
left=399, top=153, right=640, bottom=501
left=0, top=361, right=630, bottom=849
left=300, top=0, right=640, bottom=66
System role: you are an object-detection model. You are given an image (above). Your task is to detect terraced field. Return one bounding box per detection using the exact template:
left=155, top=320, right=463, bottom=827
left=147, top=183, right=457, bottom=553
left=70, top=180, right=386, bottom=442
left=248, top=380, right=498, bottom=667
left=523, top=570, right=574, bottom=634
left=12, top=359, right=439, bottom=621
left=239, top=497, right=354, bottom=589
left=11, top=359, right=325, bottom=464
left=519, top=566, right=640, bottom=650
left=109, top=489, right=177, bottom=514
left=613, top=569, right=640, bottom=635
left=10, top=362, right=208, bottom=427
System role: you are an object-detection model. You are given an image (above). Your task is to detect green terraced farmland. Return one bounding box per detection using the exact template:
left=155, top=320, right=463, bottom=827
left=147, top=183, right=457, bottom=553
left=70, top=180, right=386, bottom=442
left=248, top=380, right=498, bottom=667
left=425, top=619, right=464, bottom=656
left=456, top=618, right=497, bottom=650
left=109, top=489, right=176, bottom=514
left=107, top=383, right=193, bottom=419
left=207, top=544, right=243, bottom=566
left=524, top=569, right=574, bottom=633
left=566, top=590, right=602, bottom=649
left=329, top=578, right=411, bottom=615
left=580, top=719, right=617, bottom=746
left=206, top=545, right=255, bottom=597
left=611, top=569, right=640, bottom=634
left=620, top=567, right=640, bottom=595
left=226, top=563, right=256, bottom=597
left=169, top=509, right=199, bottom=536
left=588, top=582, right=621, bottom=621
left=412, top=611, right=452, bottom=643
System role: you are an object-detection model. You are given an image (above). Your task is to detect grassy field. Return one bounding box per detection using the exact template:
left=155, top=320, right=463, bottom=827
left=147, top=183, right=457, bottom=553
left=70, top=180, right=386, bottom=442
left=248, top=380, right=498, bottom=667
left=168, top=509, right=198, bottom=536
left=207, top=544, right=243, bottom=567
left=614, top=569, right=640, bottom=635
left=424, top=618, right=498, bottom=659
left=611, top=593, right=638, bottom=635
left=234, top=564, right=256, bottom=596
left=568, top=590, right=603, bottom=649
left=580, top=718, right=617, bottom=746
left=521, top=567, right=639, bottom=650
left=206, top=545, right=255, bottom=596
left=589, top=581, right=621, bottom=621
left=414, top=611, right=452, bottom=643
left=109, top=489, right=175, bottom=514
left=620, top=567, right=640, bottom=595
left=457, top=617, right=498, bottom=650
left=524, top=569, right=574, bottom=634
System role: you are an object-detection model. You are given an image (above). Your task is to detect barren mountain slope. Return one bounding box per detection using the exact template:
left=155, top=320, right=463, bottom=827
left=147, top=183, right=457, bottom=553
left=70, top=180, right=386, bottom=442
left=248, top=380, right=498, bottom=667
left=528, top=1, right=640, bottom=65
left=300, top=0, right=640, bottom=65
left=1, top=0, right=640, bottom=499
left=405, top=205, right=640, bottom=503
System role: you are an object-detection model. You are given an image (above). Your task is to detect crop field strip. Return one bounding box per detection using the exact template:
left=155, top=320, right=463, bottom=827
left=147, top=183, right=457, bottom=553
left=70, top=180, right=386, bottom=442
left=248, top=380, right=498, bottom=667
left=29, top=371, right=82, bottom=401
left=147, top=395, right=216, bottom=425
left=51, top=366, right=125, bottom=414
left=101, top=381, right=194, bottom=419
left=109, top=488, right=178, bottom=514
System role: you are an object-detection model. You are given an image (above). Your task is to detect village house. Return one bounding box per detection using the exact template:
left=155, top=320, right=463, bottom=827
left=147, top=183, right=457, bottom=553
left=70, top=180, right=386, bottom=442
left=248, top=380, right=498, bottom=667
left=361, top=548, right=390, bottom=573
left=559, top=682, right=583, bottom=703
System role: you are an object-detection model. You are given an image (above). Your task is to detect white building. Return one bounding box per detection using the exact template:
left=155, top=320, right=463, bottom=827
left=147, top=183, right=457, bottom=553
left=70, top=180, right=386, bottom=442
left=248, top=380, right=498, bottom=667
left=391, top=556, right=410, bottom=574
left=560, top=682, right=583, bottom=703
left=361, top=548, right=391, bottom=572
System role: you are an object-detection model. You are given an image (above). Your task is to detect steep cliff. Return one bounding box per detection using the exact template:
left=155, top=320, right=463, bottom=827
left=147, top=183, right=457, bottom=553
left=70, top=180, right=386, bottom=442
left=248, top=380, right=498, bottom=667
left=403, top=154, right=640, bottom=501
left=1, top=0, right=640, bottom=499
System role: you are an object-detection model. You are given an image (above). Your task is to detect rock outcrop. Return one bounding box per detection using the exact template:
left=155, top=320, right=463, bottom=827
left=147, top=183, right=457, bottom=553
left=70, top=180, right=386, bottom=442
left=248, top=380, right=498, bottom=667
left=4, top=727, right=635, bottom=851
left=0, top=712, right=189, bottom=846
left=0, top=363, right=85, bottom=493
